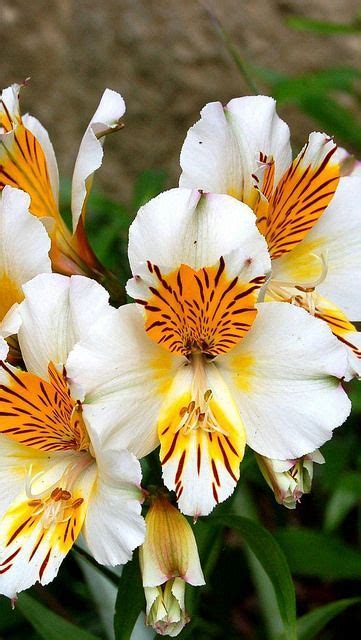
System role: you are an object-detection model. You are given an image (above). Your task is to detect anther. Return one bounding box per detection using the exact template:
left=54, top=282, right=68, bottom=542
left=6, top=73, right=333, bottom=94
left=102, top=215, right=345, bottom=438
left=59, top=490, right=72, bottom=501
left=71, top=498, right=84, bottom=509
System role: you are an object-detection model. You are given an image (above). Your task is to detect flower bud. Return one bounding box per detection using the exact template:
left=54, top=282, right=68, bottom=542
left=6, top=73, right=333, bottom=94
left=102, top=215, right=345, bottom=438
left=143, top=579, right=188, bottom=637
left=140, top=494, right=205, bottom=636
left=256, top=450, right=325, bottom=509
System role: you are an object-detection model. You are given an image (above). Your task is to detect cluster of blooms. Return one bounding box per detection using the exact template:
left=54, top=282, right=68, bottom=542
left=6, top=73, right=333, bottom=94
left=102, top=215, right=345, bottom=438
left=0, top=82, right=360, bottom=636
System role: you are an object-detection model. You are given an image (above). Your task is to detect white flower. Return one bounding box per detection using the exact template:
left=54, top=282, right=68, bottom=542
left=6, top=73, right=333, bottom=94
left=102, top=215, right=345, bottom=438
left=140, top=493, right=204, bottom=636
left=256, top=450, right=325, bottom=509
left=0, top=274, right=145, bottom=599
left=179, top=96, right=361, bottom=377
left=67, top=188, right=350, bottom=517
left=0, top=82, right=125, bottom=275
left=0, top=186, right=51, bottom=339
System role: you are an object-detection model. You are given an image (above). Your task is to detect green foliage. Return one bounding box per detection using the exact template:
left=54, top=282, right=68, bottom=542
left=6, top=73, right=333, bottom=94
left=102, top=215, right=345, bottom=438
left=324, top=471, right=361, bottom=532
left=213, top=516, right=297, bottom=640
left=276, top=528, right=361, bottom=580
left=286, top=15, right=361, bottom=35
left=114, top=551, right=145, bottom=640
left=296, top=598, right=361, bottom=640
left=16, top=592, right=100, bottom=640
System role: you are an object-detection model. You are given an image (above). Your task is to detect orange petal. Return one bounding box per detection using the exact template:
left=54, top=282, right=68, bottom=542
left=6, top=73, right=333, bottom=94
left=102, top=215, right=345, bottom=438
left=0, top=361, right=87, bottom=452
left=138, top=259, right=264, bottom=357
left=262, top=138, right=340, bottom=259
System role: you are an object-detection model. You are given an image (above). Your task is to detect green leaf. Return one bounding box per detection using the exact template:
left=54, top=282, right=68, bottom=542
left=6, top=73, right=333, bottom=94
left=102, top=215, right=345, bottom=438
left=276, top=528, right=361, bottom=580
left=114, top=551, right=145, bottom=640
left=73, top=545, right=119, bottom=586
left=16, top=592, right=100, bottom=640
left=296, top=597, right=361, bottom=640
left=271, top=68, right=361, bottom=103
left=294, top=95, right=361, bottom=150
left=350, top=379, right=361, bottom=413
left=0, top=596, right=23, bottom=632
left=286, top=15, right=361, bottom=35
left=324, top=471, right=361, bottom=532
left=213, top=515, right=296, bottom=639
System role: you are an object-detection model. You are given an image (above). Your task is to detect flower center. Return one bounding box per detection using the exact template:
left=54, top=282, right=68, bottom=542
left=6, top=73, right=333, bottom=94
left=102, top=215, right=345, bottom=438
left=176, top=353, right=226, bottom=436
left=25, top=454, right=93, bottom=529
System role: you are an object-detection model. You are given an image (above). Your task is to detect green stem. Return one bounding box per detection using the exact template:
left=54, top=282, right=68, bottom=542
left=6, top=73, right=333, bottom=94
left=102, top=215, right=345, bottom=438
left=233, top=485, right=285, bottom=639
left=202, top=3, right=259, bottom=94
left=72, top=546, right=119, bottom=586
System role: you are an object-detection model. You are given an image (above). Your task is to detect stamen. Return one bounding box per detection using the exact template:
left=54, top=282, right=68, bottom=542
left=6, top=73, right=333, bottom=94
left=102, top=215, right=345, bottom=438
left=25, top=454, right=91, bottom=530
left=176, top=354, right=227, bottom=437
left=264, top=252, right=328, bottom=316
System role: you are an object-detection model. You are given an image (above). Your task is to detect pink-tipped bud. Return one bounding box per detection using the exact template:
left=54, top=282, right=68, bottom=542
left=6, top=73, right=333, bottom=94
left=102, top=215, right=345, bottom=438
left=256, top=450, right=325, bottom=509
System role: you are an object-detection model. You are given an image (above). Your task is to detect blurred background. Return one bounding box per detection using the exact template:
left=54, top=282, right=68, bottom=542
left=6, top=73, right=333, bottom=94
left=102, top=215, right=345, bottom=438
left=2, top=0, right=361, bottom=199
left=1, top=1, right=361, bottom=639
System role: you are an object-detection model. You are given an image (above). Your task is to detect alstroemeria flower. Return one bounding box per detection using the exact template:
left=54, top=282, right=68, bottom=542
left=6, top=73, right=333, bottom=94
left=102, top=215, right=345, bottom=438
left=179, top=96, right=361, bottom=376
left=0, top=274, right=145, bottom=598
left=0, top=186, right=51, bottom=341
left=0, top=82, right=125, bottom=278
left=67, top=188, right=350, bottom=517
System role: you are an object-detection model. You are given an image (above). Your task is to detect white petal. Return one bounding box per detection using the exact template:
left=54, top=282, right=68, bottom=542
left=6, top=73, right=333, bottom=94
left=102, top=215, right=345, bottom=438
left=218, top=302, right=350, bottom=459
left=83, top=444, right=145, bottom=566
left=0, top=186, right=51, bottom=332
left=343, top=330, right=361, bottom=379
left=180, top=96, right=291, bottom=202
left=67, top=303, right=180, bottom=458
left=18, top=274, right=110, bottom=378
left=0, top=84, right=21, bottom=126
left=0, top=304, right=21, bottom=339
left=127, top=188, right=270, bottom=294
left=309, top=176, right=361, bottom=319
left=22, top=114, right=59, bottom=203
left=0, top=436, right=46, bottom=521
left=71, top=89, right=126, bottom=231
left=0, top=336, right=8, bottom=360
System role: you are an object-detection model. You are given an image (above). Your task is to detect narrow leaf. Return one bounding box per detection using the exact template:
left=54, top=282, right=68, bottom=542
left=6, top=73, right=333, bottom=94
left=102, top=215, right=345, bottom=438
left=16, top=592, right=100, bottom=640
left=276, top=528, right=361, bottom=580
left=286, top=15, right=361, bottom=35
left=213, top=515, right=296, bottom=639
left=324, top=471, right=361, bottom=532
left=297, top=597, right=361, bottom=640
left=271, top=68, right=361, bottom=103
left=114, top=552, right=145, bottom=640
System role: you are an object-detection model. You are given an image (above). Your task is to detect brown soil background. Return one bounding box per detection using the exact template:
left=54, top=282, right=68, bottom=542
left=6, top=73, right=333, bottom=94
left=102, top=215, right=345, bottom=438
left=1, top=0, right=361, bottom=200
